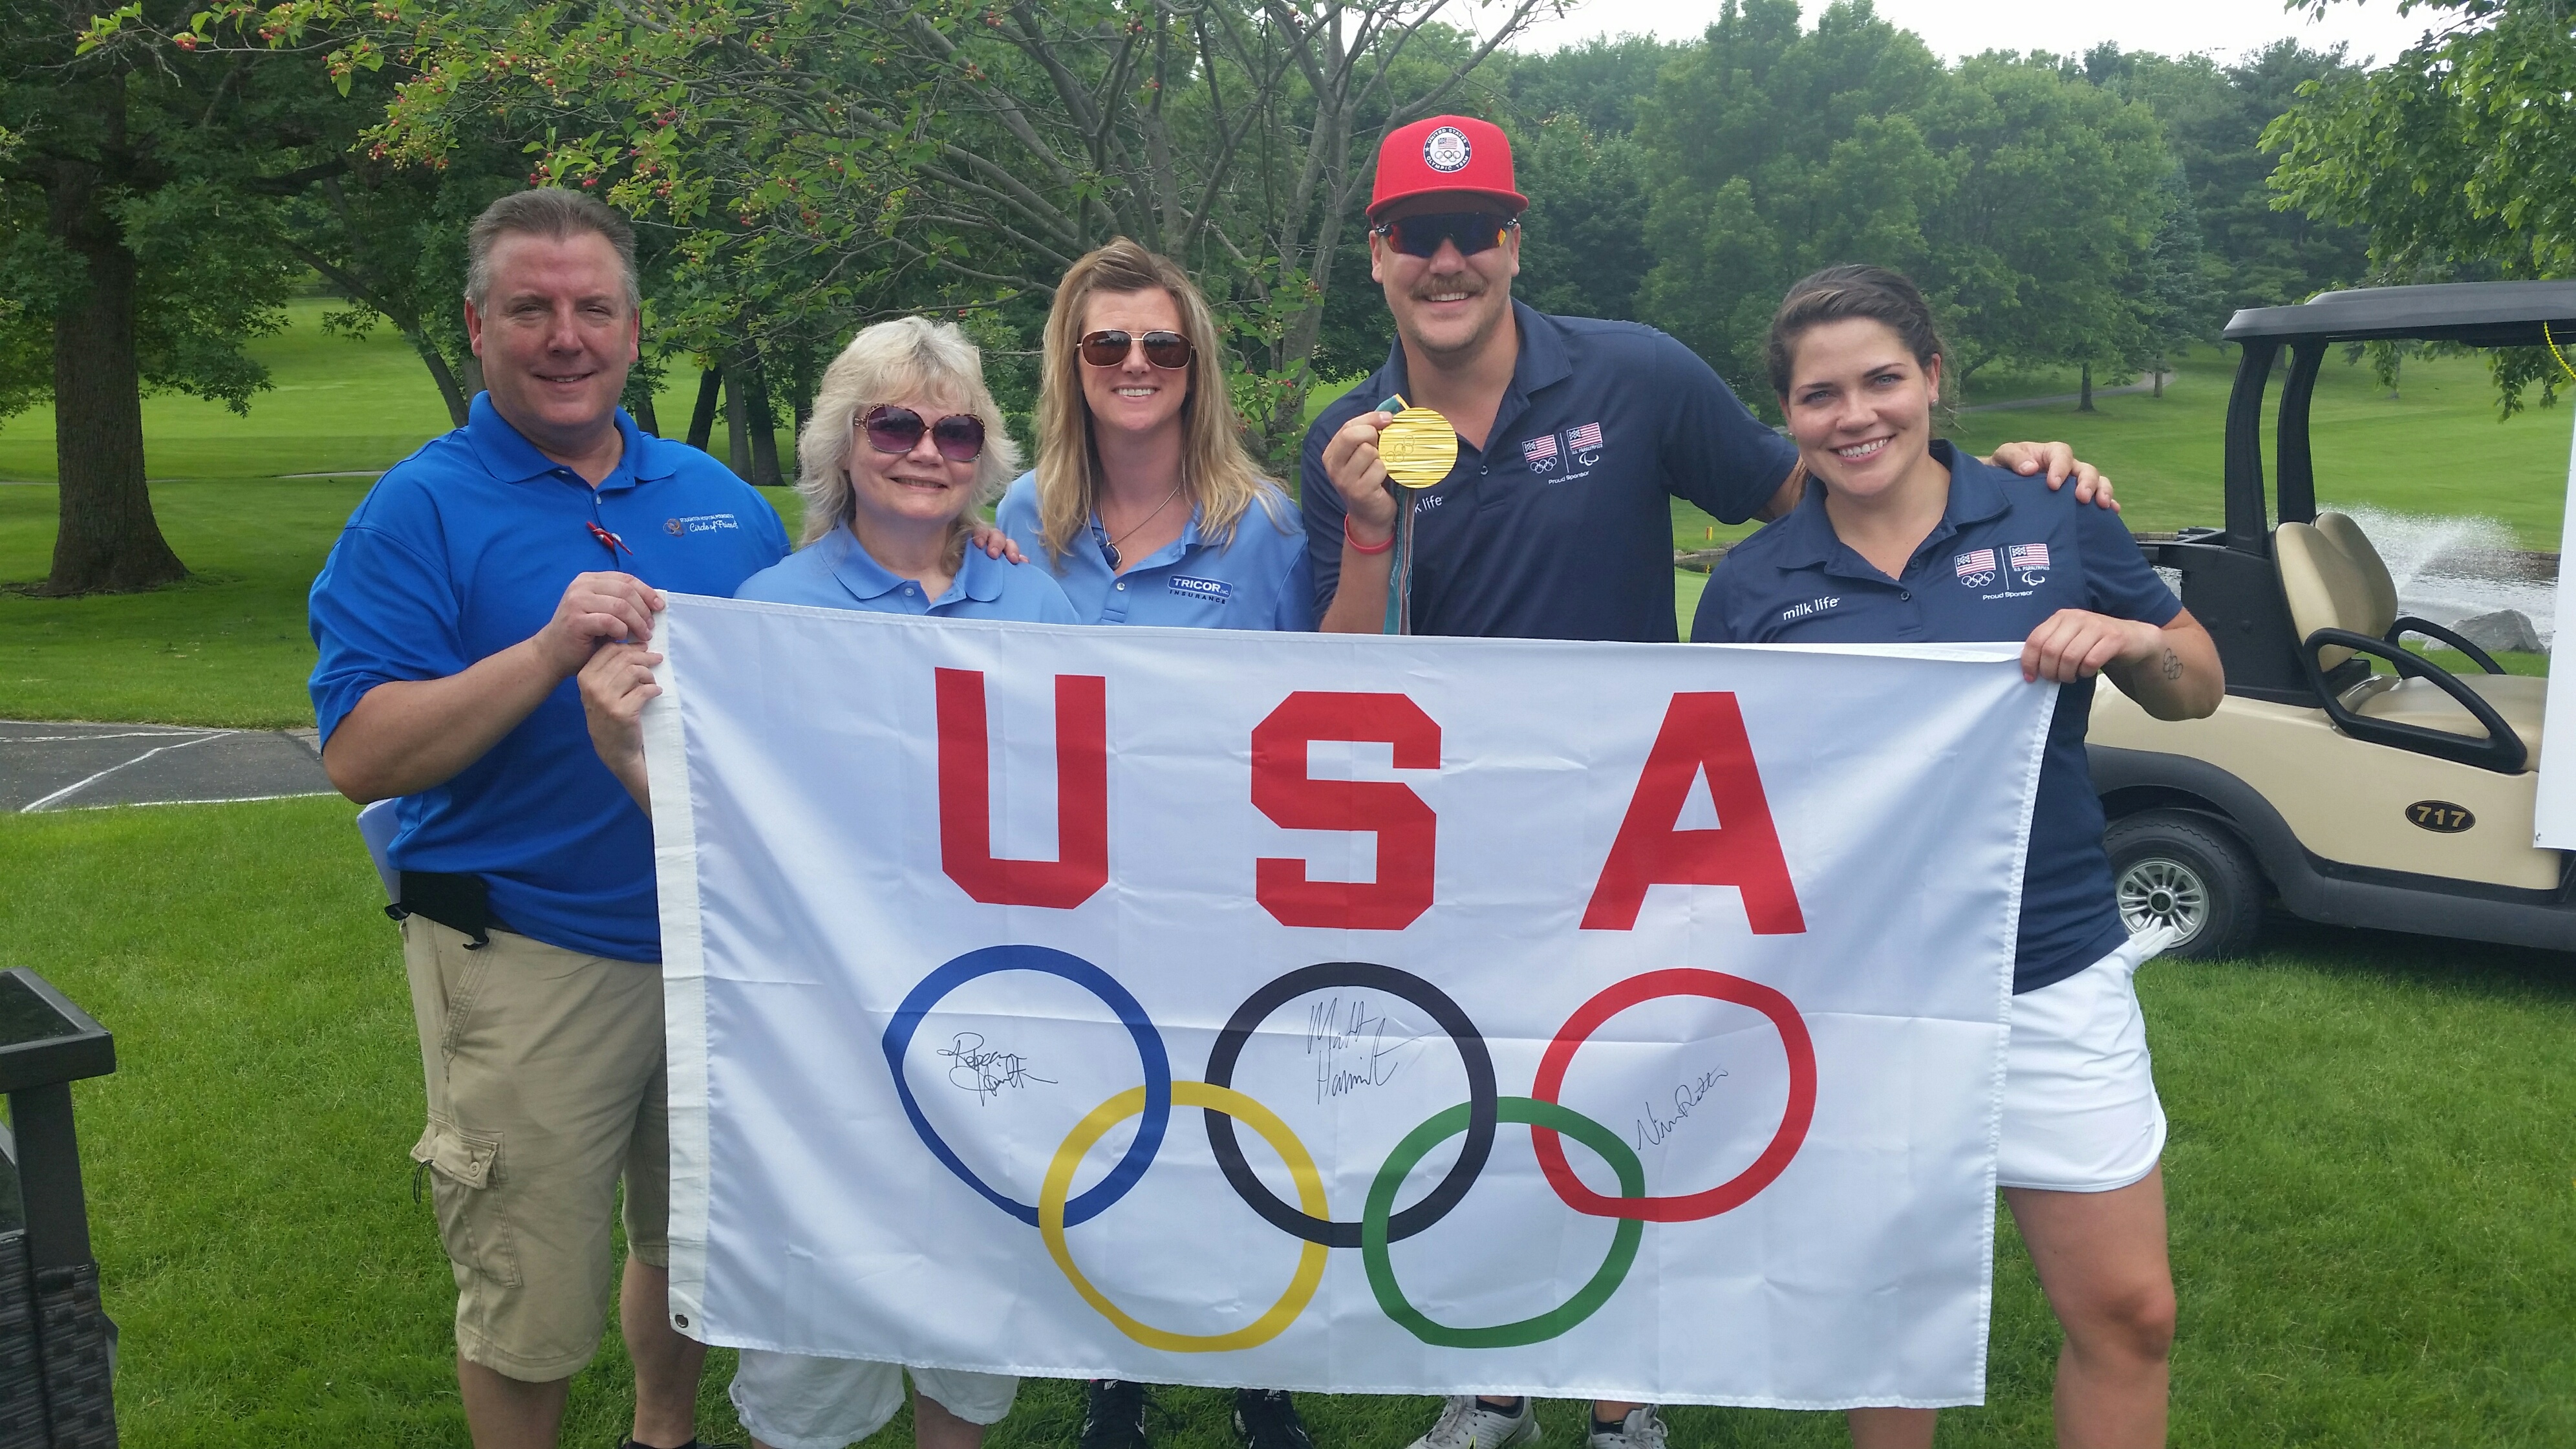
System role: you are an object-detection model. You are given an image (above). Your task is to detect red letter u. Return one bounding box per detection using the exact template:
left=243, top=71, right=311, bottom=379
left=935, top=668, right=1109, bottom=908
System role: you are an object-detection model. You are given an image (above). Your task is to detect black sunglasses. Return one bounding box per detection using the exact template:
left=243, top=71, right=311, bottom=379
left=1371, top=211, right=1516, bottom=259
left=1079, top=329, right=1195, bottom=369
left=858, top=404, right=985, bottom=462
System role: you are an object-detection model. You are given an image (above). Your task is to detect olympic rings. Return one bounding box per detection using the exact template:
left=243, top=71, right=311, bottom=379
left=885, top=952, right=1816, bottom=1351
left=1529, top=969, right=1816, bottom=1223
left=1203, top=961, right=1499, bottom=1248
left=883, top=944, right=1172, bottom=1228
left=1042, top=1080, right=1330, bottom=1353
left=1363, top=1096, right=1644, bottom=1348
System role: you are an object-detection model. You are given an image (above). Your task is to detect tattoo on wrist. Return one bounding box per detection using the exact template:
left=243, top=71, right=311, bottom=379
left=2160, top=648, right=2182, bottom=681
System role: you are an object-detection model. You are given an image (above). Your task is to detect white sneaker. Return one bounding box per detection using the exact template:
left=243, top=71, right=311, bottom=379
left=1587, top=1407, right=1666, bottom=1449
left=1408, top=1395, right=1542, bottom=1449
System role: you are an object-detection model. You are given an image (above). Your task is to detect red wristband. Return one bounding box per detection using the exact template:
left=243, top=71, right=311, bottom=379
left=1345, top=515, right=1395, bottom=554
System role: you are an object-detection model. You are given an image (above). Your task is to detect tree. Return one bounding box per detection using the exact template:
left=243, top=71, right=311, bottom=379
left=2133, top=165, right=2220, bottom=396
left=2090, top=40, right=2372, bottom=312
left=1511, top=113, right=1652, bottom=321
left=1633, top=3, right=2170, bottom=408
left=2266, top=0, right=2575, bottom=414
left=0, top=3, right=354, bottom=592
left=1501, top=32, right=1683, bottom=137
left=325, top=0, right=1549, bottom=467
left=278, top=143, right=523, bottom=427
left=1925, top=53, right=2168, bottom=394
left=1635, top=0, right=1949, bottom=400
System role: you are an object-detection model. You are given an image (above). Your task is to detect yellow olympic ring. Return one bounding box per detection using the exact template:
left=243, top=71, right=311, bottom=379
left=1040, top=1080, right=1329, bottom=1353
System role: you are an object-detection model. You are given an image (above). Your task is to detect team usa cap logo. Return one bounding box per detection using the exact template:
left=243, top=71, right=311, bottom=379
left=1423, top=125, right=1472, bottom=173
left=1954, top=548, right=1997, bottom=588
left=1369, top=115, right=1529, bottom=217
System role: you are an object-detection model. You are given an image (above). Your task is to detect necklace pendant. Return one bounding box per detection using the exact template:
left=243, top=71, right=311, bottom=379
left=1099, top=539, right=1121, bottom=569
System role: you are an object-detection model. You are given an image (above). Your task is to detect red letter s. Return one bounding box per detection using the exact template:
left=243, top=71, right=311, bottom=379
left=936, top=669, right=1108, bottom=908
left=1252, top=692, right=1440, bottom=930
left=1582, top=692, right=1804, bottom=934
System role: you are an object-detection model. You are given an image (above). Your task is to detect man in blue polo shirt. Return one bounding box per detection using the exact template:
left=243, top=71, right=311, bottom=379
left=1306, top=115, right=2114, bottom=645
left=1301, top=116, right=2123, bottom=1449
left=309, top=188, right=785, bottom=1449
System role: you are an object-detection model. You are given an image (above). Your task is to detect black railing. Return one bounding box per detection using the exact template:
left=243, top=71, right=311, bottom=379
left=0, top=969, right=118, bottom=1449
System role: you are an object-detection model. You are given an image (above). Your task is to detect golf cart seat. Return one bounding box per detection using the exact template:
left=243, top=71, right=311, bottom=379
left=2275, top=511, right=2545, bottom=773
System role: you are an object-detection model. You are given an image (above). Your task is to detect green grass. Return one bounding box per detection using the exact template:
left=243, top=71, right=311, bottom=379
left=4, top=797, right=2570, bottom=1444
left=1, top=479, right=370, bottom=727
left=0, top=301, right=456, bottom=484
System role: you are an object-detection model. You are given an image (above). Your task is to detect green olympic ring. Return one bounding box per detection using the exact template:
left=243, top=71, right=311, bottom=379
left=1362, top=1095, right=1644, bottom=1349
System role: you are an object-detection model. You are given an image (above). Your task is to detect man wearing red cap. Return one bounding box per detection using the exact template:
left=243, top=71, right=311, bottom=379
left=1300, top=115, right=2119, bottom=1449
left=1307, top=114, right=2112, bottom=643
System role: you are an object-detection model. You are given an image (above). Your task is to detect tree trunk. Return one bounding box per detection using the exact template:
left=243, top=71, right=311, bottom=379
left=722, top=365, right=749, bottom=478
left=2152, top=354, right=2165, bottom=399
left=2077, top=362, right=2096, bottom=413
left=43, top=149, right=187, bottom=596
left=458, top=349, right=486, bottom=403
left=737, top=349, right=784, bottom=488
left=687, top=367, right=721, bottom=450
left=632, top=388, right=661, bottom=437
left=411, top=332, right=471, bottom=427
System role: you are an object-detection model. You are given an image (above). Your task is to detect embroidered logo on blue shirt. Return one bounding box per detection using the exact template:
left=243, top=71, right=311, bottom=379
left=1779, top=595, right=1842, bottom=622
left=1169, top=575, right=1232, bottom=603
left=665, top=513, right=741, bottom=536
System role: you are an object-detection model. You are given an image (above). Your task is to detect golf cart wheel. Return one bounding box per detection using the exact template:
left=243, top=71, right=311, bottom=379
left=2104, top=810, right=2264, bottom=960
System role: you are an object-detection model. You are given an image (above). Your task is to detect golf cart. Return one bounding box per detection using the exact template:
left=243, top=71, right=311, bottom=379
left=2088, top=279, right=2576, bottom=958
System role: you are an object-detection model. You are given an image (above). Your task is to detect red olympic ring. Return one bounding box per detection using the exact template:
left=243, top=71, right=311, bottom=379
left=1529, top=969, right=1817, bottom=1223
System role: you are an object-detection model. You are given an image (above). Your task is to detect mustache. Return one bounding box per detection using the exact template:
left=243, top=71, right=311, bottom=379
left=1410, top=274, right=1487, bottom=300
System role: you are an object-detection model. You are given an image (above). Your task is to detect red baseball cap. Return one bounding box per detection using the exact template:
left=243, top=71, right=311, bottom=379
left=1368, top=115, right=1527, bottom=219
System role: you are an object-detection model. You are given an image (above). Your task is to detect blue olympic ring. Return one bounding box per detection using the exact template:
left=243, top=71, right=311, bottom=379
left=883, top=944, right=1172, bottom=1228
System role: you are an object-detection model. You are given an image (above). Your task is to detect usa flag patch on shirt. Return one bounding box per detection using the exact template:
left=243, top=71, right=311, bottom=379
left=1955, top=548, right=1997, bottom=587
left=2008, top=542, right=2051, bottom=578
left=1567, top=421, right=1604, bottom=455
left=1521, top=434, right=1559, bottom=471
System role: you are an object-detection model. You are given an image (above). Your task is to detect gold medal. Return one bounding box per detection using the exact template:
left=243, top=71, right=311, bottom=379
left=1377, top=406, right=1459, bottom=489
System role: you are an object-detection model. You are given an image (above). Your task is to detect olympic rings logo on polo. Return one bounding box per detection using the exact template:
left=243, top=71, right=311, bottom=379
left=883, top=947, right=1818, bottom=1353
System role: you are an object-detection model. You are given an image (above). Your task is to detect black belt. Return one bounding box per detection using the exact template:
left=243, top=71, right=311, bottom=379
left=388, top=871, right=510, bottom=949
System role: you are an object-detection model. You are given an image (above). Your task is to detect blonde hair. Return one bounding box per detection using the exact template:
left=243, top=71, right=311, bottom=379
left=793, top=316, right=1025, bottom=548
left=1035, top=238, right=1288, bottom=565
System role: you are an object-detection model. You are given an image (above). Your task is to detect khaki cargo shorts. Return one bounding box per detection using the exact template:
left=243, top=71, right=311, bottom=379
left=403, top=914, right=670, bottom=1382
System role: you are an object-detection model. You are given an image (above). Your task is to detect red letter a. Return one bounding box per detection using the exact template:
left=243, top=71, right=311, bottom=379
left=1581, top=692, right=1805, bottom=933
left=935, top=668, right=1109, bottom=908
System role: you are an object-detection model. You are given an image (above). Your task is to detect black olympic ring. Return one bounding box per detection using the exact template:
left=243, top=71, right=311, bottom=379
left=1202, top=961, right=1497, bottom=1249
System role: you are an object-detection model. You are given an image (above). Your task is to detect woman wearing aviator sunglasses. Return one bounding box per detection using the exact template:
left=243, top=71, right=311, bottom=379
left=991, top=240, right=1316, bottom=1449
left=575, top=316, right=1070, bottom=1449
left=994, top=237, right=1313, bottom=634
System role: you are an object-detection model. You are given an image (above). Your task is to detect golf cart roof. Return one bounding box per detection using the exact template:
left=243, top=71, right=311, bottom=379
left=2226, top=280, right=2576, bottom=348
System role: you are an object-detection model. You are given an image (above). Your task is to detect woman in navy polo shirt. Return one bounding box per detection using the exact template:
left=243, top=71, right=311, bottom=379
left=1696, top=266, right=2220, bottom=1449
left=996, top=239, right=1316, bottom=1449
left=579, top=315, right=1069, bottom=1449
left=994, top=237, right=1313, bottom=635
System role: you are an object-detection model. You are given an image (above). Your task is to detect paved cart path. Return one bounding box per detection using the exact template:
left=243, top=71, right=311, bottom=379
left=1, top=720, right=338, bottom=813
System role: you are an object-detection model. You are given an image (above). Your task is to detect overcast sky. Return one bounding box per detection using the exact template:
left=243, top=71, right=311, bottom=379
left=1496, top=0, right=2444, bottom=67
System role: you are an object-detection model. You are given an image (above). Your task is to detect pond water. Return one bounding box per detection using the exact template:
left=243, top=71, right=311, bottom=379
left=2332, top=505, right=2559, bottom=649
